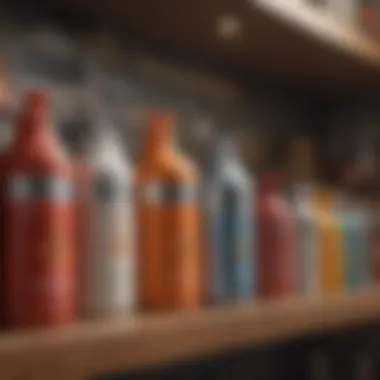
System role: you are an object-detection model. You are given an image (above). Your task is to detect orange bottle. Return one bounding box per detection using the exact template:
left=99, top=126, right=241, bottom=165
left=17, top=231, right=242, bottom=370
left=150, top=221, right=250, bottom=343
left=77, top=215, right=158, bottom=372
left=313, top=187, right=344, bottom=294
left=3, top=90, right=77, bottom=327
left=136, top=112, right=201, bottom=310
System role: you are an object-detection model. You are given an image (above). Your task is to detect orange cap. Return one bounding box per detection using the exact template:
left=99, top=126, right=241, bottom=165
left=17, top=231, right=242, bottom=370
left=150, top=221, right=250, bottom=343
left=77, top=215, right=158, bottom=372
left=147, top=110, right=175, bottom=136
left=142, top=110, right=175, bottom=155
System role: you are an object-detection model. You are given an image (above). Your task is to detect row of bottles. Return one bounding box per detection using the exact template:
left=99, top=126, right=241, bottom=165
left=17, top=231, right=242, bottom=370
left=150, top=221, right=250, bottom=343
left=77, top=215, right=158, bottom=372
left=0, top=88, right=377, bottom=328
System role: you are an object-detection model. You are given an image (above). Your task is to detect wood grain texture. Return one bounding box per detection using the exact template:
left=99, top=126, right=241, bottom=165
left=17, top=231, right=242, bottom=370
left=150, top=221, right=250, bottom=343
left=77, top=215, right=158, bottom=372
left=0, top=288, right=380, bottom=380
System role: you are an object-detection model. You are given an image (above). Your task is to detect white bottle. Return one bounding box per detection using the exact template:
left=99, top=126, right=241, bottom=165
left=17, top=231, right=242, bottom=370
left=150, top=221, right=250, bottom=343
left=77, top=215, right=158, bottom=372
left=82, top=118, right=135, bottom=317
left=293, top=183, right=320, bottom=296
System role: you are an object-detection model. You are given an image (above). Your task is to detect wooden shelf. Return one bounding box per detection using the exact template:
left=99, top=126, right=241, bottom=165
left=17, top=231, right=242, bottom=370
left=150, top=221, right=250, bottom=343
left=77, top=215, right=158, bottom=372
left=1, top=287, right=380, bottom=380
left=254, top=0, right=380, bottom=67
left=49, top=0, right=380, bottom=96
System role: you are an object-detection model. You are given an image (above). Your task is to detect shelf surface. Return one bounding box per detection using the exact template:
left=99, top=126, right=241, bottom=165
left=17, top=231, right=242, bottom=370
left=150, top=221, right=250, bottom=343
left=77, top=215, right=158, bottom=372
left=1, top=288, right=380, bottom=380
left=255, top=0, right=380, bottom=66
left=49, top=0, right=380, bottom=96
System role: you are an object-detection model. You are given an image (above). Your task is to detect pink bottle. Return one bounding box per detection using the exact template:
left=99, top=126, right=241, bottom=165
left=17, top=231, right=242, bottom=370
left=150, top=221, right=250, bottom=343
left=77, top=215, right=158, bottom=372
left=257, top=172, right=297, bottom=298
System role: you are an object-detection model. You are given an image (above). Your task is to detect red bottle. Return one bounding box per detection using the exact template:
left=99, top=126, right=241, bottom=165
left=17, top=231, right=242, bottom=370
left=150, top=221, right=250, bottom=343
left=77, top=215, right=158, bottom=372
left=3, top=90, right=77, bottom=327
left=257, top=173, right=297, bottom=298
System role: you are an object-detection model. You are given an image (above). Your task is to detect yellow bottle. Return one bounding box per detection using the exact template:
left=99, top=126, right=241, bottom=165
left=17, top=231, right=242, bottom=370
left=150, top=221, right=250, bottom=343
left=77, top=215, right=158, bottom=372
left=313, top=187, right=344, bottom=294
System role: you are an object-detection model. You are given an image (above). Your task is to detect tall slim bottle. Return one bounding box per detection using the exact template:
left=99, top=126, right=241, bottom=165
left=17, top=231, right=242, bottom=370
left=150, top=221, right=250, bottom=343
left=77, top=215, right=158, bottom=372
left=257, top=172, right=297, bottom=298
left=371, top=198, right=380, bottom=283
left=136, top=112, right=201, bottom=310
left=81, top=117, right=135, bottom=317
left=204, top=135, right=255, bottom=303
left=313, top=188, right=344, bottom=294
left=288, top=138, right=319, bottom=295
left=3, top=90, right=77, bottom=327
left=338, top=200, right=370, bottom=290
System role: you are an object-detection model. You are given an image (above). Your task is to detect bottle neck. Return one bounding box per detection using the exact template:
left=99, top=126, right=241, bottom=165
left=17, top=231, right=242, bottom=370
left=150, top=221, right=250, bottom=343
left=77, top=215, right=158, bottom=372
left=209, top=136, right=239, bottom=170
left=12, top=90, right=56, bottom=152
left=257, top=172, right=283, bottom=197
left=142, top=120, right=173, bottom=161
left=14, top=113, right=53, bottom=147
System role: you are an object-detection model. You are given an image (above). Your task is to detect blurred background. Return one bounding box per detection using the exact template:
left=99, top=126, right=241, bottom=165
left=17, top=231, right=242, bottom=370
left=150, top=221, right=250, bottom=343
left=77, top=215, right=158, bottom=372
left=2, top=0, right=380, bottom=379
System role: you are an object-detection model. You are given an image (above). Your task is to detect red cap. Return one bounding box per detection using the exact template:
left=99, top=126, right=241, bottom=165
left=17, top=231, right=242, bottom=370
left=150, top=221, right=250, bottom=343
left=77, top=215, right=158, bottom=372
left=257, top=172, right=283, bottom=195
left=20, top=89, right=49, bottom=120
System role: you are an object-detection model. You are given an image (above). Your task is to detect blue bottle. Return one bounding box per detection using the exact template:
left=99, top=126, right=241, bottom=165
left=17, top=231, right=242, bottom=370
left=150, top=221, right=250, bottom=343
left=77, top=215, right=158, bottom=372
left=337, top=201, right=370, bottom=290
left=204, top=135, right=255, bottom=303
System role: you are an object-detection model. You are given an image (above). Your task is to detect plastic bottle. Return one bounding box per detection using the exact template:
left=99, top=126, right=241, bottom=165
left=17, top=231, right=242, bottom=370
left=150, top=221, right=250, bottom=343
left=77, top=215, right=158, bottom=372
left=81, top=116, right=135, bottom=317
left=136, top=112, right=201, bottom=310
left=293, top=184, right=319, bottom=295
left=3, top=90, right=77, bottom=327
left=339, top=201, right=370, bottom=290
left=288, top=138, right=319, bottom=295
left=371, top=198, right=380, bottom=283
left=204, top=135, right=255, bottom=303
left=313, top=188, right=344, bottom=294
left=257, top=172, right=297, bottom=298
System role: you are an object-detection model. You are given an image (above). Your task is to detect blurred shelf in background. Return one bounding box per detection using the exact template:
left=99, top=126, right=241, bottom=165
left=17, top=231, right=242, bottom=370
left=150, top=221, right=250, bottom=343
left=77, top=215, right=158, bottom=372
left=48, top=0, right=380, bottom=97
left=1, top=287, right=380, bottom=380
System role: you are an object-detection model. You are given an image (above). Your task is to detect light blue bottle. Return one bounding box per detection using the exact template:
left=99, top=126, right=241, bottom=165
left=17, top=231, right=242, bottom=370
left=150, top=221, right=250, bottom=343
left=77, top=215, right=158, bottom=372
left=204, top=135, right=255, bottom=302
left=338, top=202, right=370, bottom=290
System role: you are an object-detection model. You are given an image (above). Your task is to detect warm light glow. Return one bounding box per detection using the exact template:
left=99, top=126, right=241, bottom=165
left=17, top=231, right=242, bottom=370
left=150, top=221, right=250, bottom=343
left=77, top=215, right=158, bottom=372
left=216, top=14, right=242, bottom=40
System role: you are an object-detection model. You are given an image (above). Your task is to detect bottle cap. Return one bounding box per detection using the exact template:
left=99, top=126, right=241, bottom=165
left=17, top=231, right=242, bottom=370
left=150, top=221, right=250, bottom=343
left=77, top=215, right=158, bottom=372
left=20, top=89, right=49, bottom=122
left=147, top=111, right=175, bottom=132
left=145, top=110, right=175, bottom=147
left=217, top=134, right=239, bottom=158
left=257, top=172, right=283, bottom=195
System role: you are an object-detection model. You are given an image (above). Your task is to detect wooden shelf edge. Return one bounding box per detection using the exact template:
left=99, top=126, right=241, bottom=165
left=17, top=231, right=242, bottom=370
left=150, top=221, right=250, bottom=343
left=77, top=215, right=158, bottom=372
left=252, top=0, right=380, bottom=66
left=0, top=288, right=380, bottom=380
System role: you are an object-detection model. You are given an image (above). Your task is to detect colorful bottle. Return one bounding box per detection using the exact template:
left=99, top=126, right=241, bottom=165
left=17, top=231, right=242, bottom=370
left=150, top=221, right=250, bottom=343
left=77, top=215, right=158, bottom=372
left=204, top=135, right=255, bottom=302
left=81, top=117, right=135, bottom=317
left=293, top=184, right=319, bottom=295
left=371, top=198, right=380, bottom=283
left=313, top=188, right=344, bottom=294
left=338, top=201, right=370, bottom=290
left=288, top=138, right=319, bottom=295
left=3, top=90, right=77, bottom=327
left=257, top=173, right=297, bottom=298
left=136, top=112, right=201, bottom=310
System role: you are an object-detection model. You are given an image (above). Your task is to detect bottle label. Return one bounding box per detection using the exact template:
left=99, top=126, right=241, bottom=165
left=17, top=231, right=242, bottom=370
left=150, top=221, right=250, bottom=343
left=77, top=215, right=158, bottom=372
left=5, top=175, right=76, bottom=322
left=142, top=181, right=197, bottom=204
left=217, top=186, right=252, bottom=300
left=93, top=173, right=126, bottom=202
left=85, top=172, right=134, bottom=313
left=7, top=175, right=74, bottom=201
